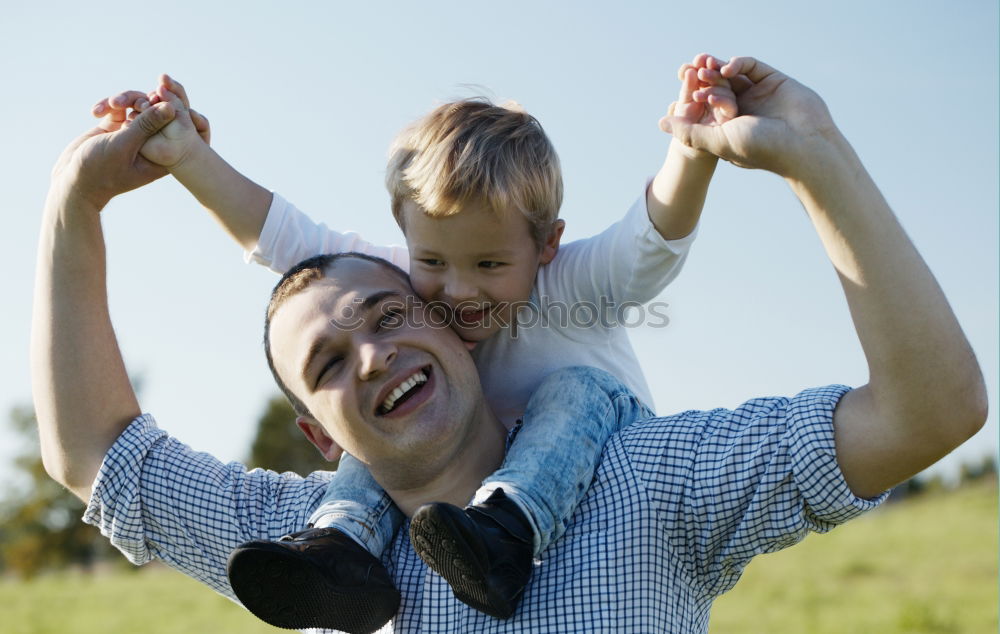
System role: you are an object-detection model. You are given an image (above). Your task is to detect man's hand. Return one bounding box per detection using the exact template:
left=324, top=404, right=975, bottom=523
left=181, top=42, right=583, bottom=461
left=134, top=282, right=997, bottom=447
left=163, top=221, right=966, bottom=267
left=92, top=75, right=210, bottom=170
left=54, top=99, right=177, bottom=211
left=660, top=56, right=840, bottom=178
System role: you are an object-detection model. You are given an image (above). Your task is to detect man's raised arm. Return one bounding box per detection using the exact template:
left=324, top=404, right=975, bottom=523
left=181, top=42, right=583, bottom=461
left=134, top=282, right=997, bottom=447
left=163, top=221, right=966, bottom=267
left=31, top=103, right=176, bottom=501
left=663, top=56, right=987, bottom=498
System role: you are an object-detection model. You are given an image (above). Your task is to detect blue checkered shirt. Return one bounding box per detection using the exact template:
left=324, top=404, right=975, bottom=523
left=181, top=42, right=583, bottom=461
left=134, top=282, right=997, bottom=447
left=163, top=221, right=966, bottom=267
left=84, top=384, right=886, bottom=633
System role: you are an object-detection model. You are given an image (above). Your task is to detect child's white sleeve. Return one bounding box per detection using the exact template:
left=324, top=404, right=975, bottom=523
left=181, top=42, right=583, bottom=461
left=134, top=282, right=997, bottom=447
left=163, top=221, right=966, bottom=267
left=244, top=193, right=410, bottom=275
left=540, top=182, right=698, bottom=305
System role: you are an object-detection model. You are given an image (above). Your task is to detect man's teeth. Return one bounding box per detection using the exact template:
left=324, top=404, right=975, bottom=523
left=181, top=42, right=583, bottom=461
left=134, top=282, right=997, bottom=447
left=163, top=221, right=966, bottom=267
left=379, top=370, right=428, bottom=414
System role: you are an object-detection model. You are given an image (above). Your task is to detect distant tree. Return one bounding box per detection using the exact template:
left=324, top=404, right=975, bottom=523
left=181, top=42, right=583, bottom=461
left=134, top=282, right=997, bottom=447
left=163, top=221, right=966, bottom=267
left=247, top=396, right=332, bottom=474
left=959, top=454, right=998, bottom=484
left=0, top=405, right=120, bottom=578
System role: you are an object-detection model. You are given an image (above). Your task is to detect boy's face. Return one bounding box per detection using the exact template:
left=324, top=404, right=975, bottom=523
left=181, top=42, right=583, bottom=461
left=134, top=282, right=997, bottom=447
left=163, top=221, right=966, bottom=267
left=401, top=200, right=561, bottom=344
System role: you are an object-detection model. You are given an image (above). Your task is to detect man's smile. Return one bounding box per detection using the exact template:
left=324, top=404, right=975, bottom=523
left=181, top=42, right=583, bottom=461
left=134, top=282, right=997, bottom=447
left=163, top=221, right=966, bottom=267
left=375, top=365, right=433, bottom=417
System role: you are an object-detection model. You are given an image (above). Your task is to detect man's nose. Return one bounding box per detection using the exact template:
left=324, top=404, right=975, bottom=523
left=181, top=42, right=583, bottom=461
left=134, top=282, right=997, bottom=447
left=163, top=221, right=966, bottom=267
left=357, top=339, right=396, bottom=381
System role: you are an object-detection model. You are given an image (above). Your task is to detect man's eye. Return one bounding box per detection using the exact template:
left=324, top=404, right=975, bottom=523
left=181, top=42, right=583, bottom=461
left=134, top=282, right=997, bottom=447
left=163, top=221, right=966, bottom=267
left=377, top=308, right=404, bottom=331
left=316, top=357, right=342, bottom=386
left=479, top=261, right=504, bottom=269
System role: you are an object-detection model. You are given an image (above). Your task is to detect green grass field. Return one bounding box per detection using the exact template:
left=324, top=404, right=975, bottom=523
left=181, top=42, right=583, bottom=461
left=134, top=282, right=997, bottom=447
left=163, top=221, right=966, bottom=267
left=2, top=481, right=995, bottom=633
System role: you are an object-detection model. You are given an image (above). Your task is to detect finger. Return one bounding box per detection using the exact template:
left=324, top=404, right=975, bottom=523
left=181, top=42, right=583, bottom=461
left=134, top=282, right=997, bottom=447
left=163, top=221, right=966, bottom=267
left=677, top=67, right=698, bottom=103
left=730, top=74, right=754, bottom=94
left=97, top=106, right=129, bottom=132
left=189, top=108, right=211, bottom=144
left=110, top=101, right=175, bottom=153
left=696, top=67, right=726, bottom=86
left=93, top=90, right=150, bottom=117
left=160, top=74, right=191, bottom=108
left=676, top=62, right=695, bottom=82
left=696, top=85, right=735, bottom=100
left=707, top=93, right=738, bottom=121
left=722, top=56, right=778, bottom=84
left=155, top=85, right=185, bottom=109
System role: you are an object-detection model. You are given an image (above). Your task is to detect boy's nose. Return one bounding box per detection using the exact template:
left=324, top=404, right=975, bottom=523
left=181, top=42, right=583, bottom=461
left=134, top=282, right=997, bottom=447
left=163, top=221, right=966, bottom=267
left=443, top=274, right=478, bottom=302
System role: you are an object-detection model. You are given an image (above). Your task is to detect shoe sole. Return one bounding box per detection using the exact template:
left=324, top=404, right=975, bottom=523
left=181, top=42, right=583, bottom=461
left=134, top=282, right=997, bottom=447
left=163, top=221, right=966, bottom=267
left=227, top=541, right=399, bottom=633
left=410, top=506, right=516, bottom=619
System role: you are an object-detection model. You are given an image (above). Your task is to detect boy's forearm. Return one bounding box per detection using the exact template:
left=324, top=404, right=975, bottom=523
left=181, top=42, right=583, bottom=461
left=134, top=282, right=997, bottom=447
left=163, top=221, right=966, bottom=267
left=170, top=142, right=272, bottom=252
left=646, top=139, right=718, bottom=240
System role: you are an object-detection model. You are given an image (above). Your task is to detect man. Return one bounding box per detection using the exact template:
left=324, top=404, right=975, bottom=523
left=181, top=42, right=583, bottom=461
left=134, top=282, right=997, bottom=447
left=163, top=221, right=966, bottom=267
left=32, top=57, right=986, bottom=633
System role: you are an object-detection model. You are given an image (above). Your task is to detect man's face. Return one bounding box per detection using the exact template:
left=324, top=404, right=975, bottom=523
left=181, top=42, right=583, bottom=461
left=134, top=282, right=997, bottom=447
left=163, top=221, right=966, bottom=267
left=268, top=258, right=485, bottom=484
left=402, top=200, right=559, bottom=344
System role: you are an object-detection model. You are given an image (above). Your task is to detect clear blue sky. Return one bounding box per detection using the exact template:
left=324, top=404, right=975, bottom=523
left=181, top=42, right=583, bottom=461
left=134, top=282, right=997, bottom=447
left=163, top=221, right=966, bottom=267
left=2, top=0, right=996, bottom=489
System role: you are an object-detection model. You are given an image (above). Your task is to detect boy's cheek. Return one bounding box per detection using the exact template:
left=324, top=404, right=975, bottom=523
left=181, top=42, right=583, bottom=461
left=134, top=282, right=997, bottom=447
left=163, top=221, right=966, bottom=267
left=408, top=272, right=439, bottom=304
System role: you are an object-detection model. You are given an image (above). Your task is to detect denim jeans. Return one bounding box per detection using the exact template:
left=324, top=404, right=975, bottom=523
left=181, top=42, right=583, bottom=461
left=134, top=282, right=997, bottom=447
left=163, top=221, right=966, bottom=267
left=474, top=366, right=652, bottom=553
left=309, top=366, right=650, bottom=557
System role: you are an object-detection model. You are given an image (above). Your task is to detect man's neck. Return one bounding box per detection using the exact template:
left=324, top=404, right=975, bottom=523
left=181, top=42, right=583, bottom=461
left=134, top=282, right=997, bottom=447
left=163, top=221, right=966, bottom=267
left=384, top=402, right=507, bottom=517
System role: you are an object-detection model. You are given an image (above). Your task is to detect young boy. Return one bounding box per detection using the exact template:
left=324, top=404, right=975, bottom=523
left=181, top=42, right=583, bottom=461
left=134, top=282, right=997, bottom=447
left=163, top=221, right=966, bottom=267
left=95, top=54, right=736, bottom=633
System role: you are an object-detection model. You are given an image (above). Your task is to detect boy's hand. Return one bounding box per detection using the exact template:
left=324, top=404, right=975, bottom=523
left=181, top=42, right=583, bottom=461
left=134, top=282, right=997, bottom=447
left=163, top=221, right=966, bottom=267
left=92, top=75, right=210, bottom=169
left=660, top=54, right=737, bottom=159
left=659, top=56, right=840, bottom=178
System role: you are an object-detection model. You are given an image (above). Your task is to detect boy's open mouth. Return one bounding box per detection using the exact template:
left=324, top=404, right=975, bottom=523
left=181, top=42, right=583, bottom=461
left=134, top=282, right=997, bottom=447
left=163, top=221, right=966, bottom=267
left=455, top=307, right=488, bottom=327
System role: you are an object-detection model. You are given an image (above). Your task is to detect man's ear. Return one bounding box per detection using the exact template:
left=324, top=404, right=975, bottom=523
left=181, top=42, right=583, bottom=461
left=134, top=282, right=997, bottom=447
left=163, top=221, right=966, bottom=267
left=295, top=415, right=345, bottom=462
left=538, top=219, right=565, bottom=265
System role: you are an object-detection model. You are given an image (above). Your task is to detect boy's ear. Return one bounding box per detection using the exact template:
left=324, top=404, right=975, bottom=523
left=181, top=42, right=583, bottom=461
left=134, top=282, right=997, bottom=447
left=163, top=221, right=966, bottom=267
left=295, top=415, right=345, bottom=462
left=538, top=219, right=565, bottom=265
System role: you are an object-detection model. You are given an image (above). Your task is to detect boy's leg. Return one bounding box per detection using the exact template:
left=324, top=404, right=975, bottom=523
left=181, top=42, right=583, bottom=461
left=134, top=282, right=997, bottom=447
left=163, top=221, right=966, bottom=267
left=410, top=366, right=648, bottom=618
left=228, top=454, right=404, bottom=633
left=308, top=452, right=403, bottom=553
left=480, top=365, right=650, bottom=552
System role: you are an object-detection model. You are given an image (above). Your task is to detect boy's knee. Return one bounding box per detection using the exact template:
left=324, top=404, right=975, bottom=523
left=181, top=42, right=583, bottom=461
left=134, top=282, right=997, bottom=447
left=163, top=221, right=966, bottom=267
left=535, top=366, right=626, bottom=399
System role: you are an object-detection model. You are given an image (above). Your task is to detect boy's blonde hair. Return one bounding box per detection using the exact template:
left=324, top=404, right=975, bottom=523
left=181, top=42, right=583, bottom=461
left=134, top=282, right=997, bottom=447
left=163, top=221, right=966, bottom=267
left=385, top=98, right=563, bottom=246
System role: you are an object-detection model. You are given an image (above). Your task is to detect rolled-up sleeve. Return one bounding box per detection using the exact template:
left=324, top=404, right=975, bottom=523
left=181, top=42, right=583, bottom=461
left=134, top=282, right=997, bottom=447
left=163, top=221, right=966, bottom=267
left=84, top=415, right=334, bottom=599
left=620, top=385, right=888, bottom=598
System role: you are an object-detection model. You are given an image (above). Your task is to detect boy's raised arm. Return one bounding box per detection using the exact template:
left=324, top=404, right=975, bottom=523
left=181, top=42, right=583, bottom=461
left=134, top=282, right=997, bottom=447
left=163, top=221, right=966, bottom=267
left=664, top=56, right=987, bottom=498
left=645, top=54, right=736, bottom=240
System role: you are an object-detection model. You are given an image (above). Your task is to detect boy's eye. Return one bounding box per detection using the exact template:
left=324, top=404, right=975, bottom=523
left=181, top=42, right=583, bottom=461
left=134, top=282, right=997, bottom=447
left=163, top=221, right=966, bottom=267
left=479, top=261, right=504, bottom=269
left=418, top=258, right=445, bottom=267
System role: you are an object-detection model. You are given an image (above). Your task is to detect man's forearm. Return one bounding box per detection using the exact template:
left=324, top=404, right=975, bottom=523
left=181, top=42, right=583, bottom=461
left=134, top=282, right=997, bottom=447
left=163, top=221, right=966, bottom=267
left=170, top=142, right=272, bottom=253
left=788, top=130, right=987, bottom=495
left=31, top=189, right=140, bottom=500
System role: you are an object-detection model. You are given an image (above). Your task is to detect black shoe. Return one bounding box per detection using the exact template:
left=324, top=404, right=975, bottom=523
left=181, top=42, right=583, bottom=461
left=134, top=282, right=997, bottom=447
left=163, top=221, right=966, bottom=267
left=409, top=488, right=534, bottom=619
left=227, top=527, right=400, bottom=634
